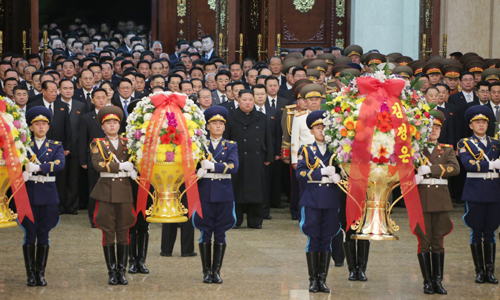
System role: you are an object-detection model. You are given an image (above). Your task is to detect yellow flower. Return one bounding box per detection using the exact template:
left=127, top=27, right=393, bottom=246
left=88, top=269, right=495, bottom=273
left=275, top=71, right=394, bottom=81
left=11, top=129, right=19, bottom=138
left=341, top=101, right=350, bottom=111
left=343, top=144, right=352, bottom=154
left=348, top=131, right=355, bottom=137
left=343, top=116, right=355, bottom=129
left=191, top=143, right=198, bottom=151
left=165, top=144, right=174, bottom=152
left=156, top=144, right=167, bottom=162
left=355, top=97, right=366, bottom=105
left=174, top=153, right=183, bottom=163
left=13, top=112, right=19, bottom=118
left=141, top=121, right=150, bottom=130
left=402, top=102, right=409, bottom=110
left=189, top=129, right=194, bottom=136
left=422, top=104, right=430, bottom=111
left=16, top=150, right=21, bottom=158
left=334, top=95, right=343, bottom=103
left=175, top=145, right=182, bottom=154
left=187, top=120, right=199, bottom=130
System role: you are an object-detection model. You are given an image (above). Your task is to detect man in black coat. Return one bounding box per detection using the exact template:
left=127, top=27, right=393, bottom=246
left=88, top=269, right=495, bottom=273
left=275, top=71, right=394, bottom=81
left=57, top=78, right=86, bottom=214
left=448, top=72, right=479, bottom=139
left=79, top=89, right=109, bottom=227
left=223, top=89, right=274, bottom=228
left=254, top=84, right=283, bottom=219
left=27, top=80, right=71, bottom=153
left=111, top=78, right=135, bottom=133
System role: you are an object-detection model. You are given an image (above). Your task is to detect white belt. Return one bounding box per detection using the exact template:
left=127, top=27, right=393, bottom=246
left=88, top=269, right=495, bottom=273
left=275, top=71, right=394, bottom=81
left=204, top=173, right=231, bottom=179
left=101, top=172, right=130, bottom=178
left=29, top=176, right=56, bottom=182
left=419, top=178, right=448, bottom=185
left=467, top=172, right=499, bottom=179
left=308, top=177, right=334, bottom=184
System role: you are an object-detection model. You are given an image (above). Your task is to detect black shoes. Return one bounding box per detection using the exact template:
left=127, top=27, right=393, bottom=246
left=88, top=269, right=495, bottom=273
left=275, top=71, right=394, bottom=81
left=116, top=244, right=129, bottom=285
left=431, top=252, right=447, bottom=294
left=317, top=252, right=331, bottom=293
left=136, top=233, right=150, bottom=274
left=160, top=252, right=172, bottom=257
left=35, top=245, right=49, bottom=286
left=22, top=244, right=37, bottom=287
left=199, top=243, right=213, bottom=283
left=471, top=243, right=486, bottom=283
left=343, top=241, right=358, bottom=281
left=181, top=252, right=198, bottom=257
left=306, top=252, right=319, bottom=293
left=103, top=245, right=118, bottom=285
left=263, top=215, right=272, bottom=220
left=356, top=240, right=370, bottom=281
left=484, top=243, right=499, bottom=284
left=212, top=243, right=226, bottom=284
left=128, top=232, right=138, bottom=274
left=417, top=252, right=434, bottom=294
left=306, top=252, right=330, bottom=293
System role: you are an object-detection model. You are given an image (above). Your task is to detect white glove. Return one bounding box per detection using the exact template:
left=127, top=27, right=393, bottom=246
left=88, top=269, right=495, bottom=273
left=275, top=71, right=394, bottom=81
left=321, top=166, right=336, bottom=176
left=415, top=175, right=423, bottom=185
left=490, top=159, right=500, bottom=170
left=417, top=165, right=431, bottom=176
left=329, top=174, right=341, bottom=184
left=26, top=162, right=40, bottom=173
left=23, top=171, right=31, bottom=182
left=129, top=170, right=138, bottom=180
left=201, top=160, right=215, bottom=170
left=197, top=168, right=208, bottom=178
left=119, top=162, right=134, bottom=172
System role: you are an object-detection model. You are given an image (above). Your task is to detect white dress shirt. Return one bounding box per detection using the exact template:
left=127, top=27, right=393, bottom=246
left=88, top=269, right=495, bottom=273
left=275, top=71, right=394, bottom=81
left=217, top=90, right=227, bottom=103
left=463, top=91, right=474, bottom=103
left=267, top=95, right=277, bottom=108
left=42, top=98, right=54, bottom=114
left=316, top=141, right=326, bottom=156
left=35, top=137, right=46, bottom=149
left=256, top=104, right=266, bottom=114
left=107, top=135, right=119, bottom=149
left=210, top=136, right=221, bottom=149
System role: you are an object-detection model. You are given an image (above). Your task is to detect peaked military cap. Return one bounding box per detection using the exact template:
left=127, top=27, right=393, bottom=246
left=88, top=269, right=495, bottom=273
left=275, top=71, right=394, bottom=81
left=465, top=60, right=487, bottom=74
left=344, top=45, right=363, bottom=57
left=306, top=69, right=320, bottom=82
left=306, top=110, right=326, bottom=129
left=392, top=66, right=414, bottom=79
left=465, top=105, right=493, bottom=124
left=442, top=64, right=463, bottom=78
left=423, top=62, right=443, bottom=75
left=204, top=106, right=229, bottom=123
left=98, top=105, right=124, bottom=125
left=317, top=53, right=335, bottom=65
left=300, top=83, right=326, bottom=99
left=395, top=56, right=413, bottom=66
left=307, top=59, right=328, bottom=73
left=26, top=106, right=52, bottom=124
left=364, top=53, right=386, bottom=65
left=481, top=68, right=500, bottom=82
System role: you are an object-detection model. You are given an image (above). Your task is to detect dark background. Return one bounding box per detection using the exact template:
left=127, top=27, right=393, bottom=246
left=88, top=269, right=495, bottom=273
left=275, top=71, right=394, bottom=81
left=39, top=0, right=151, bottom=29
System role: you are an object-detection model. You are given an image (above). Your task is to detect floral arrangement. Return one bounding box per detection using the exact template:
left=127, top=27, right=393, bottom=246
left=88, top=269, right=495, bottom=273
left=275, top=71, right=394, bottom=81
left=323, top=70, right=436, bottom=167
left=125, top=91, right=208, bottom=163
left=0, top=97, right=31, bottom=165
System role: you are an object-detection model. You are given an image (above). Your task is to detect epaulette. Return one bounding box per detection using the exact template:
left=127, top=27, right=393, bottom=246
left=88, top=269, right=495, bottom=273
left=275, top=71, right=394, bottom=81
left=285, top=104, right=297, bottom=109
left=295, top=111, right=307, bottom=117
left=93, top=138, right=105, bottom=142
left=122, top=137, right=128, bottom=141
left=225, top=140, right=237, bottom=144
left=440, top=143, right=453, bottom=148
left=47, top=140, right=60, bottom=145
left=462, top=138, right=469, bottom=141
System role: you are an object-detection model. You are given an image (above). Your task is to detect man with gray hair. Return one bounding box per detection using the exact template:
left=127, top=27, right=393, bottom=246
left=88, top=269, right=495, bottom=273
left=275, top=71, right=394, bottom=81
left=205, top=73, right=217, bottom=91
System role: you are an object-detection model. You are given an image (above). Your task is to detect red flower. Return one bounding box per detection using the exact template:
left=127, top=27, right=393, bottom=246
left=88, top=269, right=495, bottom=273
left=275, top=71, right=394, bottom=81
left=160, top=134, right=171, bottom=144
left=424, top=112, right=430, bottom=118
left=376, top=121, right=392, bottom=133
left=346, top=107, right=351, bottom=113
left=167, top=126, right=176, bottom=135
left=334, top=106, right=342, bottom=113
left=173, top=134, right=182, bottom=145
left=372, top=157, right=379, bottom=163
left=415, top=114, right=421, bottom=119
left=379, top=156, right=389, bottom=164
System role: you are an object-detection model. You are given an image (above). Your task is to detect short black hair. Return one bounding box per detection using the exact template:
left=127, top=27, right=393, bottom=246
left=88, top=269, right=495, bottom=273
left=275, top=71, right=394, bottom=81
left=4, top=77, right=19, bottom=85
left=302, top=47, right=316, bottom=56
left=424, top=86, right=439, bottom=94
left=92, top=87, right=107, bottom=98
left=215, top=70, right=231, bottom=81
left=100, top=81, right=115, bottom=90
left=476, top=81, right=490, bottom=90
left=229, top=61, right=242, bottom=69
left=490, top=82, right=500, bottom=91
left=59, top=78, right=74, bottom=86
left=239, top=89, right=254, bottom=97
left=189, top=66, right=204, bottom=76
left=201, top=35, right=214, bottom=43
left=137, top=60, right=151, bottom=68
left=42, top=80, right=58, bottom=90
left=252, top=83, right=267, bottom=92
left=180, top=80, right=193, bottom=88
left=168, top=74, right=183, bottom=83
left=264, top=75, right=279, bottom=85
left=13, top=85, right=28, bottom=94
left=292, top=67, right=306, bottom=76
left=434, top=83, right=450, bottom=93
left=118, top=78, right=133, bottom=87
left=460, top=71, right=474, bottom=81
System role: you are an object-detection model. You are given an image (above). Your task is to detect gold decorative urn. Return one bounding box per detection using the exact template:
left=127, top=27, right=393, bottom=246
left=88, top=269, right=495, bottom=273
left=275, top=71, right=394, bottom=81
left=341, top=163, right=401, bottom=241
left=0, top=166, right=18, bottom=228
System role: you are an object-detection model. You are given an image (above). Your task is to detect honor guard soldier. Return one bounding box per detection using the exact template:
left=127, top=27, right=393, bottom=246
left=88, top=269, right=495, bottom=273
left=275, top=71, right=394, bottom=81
left=414, top=111, right=460, bottom=294
left=458, top=105, right=500, bottom=284
left=296, top=110, right=342, bottom=293
left=21, top=107, right=65, bottom=287
left=192, top=106, right=239, bottom=284
left=90, top=106, right=137, bottom=285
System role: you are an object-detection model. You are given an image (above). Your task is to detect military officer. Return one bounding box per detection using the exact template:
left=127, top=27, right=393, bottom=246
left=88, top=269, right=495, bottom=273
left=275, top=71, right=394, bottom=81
left=281, top=81, right=310, bottom=220
left=458, top=105, right=500, bottom=284
left=482, top=68, right=500, bottom=83
left=21, top=106, right=65, bottom=287
left=423, top=62, right=444, bottom=86
left=414, top=111, right=460, bottom=294
left=442, top=65, right=463, bottom=95
left=90, top=105, right=137, bottom=285
left=343, top=44, right=363, bottom=65
left=192, top=106, right=239, bottom=284
left=296, top=110, right=342, bottom=293
left=393, top=65, right=414, bottom=82
left=306, top=59, right=329, bottom=85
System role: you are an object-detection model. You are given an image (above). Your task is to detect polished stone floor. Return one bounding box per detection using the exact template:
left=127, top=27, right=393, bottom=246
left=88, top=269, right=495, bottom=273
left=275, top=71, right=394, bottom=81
left=1, top=204, right=500, bottom=300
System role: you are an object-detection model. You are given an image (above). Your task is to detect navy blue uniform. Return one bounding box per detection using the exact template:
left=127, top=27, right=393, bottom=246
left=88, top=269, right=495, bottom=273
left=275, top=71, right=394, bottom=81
left=296, top=142, right=341, bottom=252
left=458, top=135, right=500, bottom=244
left=192, top=139, right=239, bottom=244
left=20, top=139, right=65, bottom=245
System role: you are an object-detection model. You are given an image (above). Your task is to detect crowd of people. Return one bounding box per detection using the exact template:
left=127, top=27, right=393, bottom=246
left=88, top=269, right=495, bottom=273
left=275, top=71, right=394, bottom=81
left=4, top=17, right=500, bottom=294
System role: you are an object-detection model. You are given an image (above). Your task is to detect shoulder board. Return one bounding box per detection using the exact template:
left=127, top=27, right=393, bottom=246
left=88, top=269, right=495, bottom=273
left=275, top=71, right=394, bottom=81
left=440, top=143, right=453, bottom=148
left=295, top=111, right=307, bottom=117
left=303, top=144, right=309, bottom=148
left=462, top=138, right=469, bottom=141
left=48, top=140, right=60, bottom=145
left=93, top=138, right=105, bottom=142
left=225, top=140, right=237, bottom=144
left=121, top=137, right=128, bottom=141
left=285, top=104, right=297, bottom=109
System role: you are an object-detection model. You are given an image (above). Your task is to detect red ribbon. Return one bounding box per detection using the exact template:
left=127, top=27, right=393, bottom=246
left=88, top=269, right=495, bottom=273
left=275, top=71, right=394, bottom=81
left=0, top=105, right=34, bottom=224
left=346, top=77, right=425, bottom=234
left=137, top=93, right=202, bottom=219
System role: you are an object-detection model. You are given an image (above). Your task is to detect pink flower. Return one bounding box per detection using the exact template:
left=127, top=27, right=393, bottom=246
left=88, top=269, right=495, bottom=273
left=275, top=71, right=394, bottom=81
left=195, top=129, right=202, bottom=136
left=415, top=120, right=422, bottom=126
left=165, top=152, right=175, bottom=162
left=13, top=120, right=21, bottom=129
left=20, top=133, right=26, bottom=143
left=134, top=130, right=142, bottom=140
left=336, top=117, right=342, bottom=123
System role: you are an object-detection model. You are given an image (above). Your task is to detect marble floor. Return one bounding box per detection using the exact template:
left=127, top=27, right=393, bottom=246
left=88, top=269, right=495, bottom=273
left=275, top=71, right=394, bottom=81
left=1, top=204, right=499, bottom=300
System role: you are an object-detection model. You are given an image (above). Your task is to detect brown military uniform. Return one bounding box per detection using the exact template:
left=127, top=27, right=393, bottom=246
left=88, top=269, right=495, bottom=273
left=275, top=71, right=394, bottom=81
left=91, top=136, right=136, bottom=246
left=416, top=144, right=460, bottom=252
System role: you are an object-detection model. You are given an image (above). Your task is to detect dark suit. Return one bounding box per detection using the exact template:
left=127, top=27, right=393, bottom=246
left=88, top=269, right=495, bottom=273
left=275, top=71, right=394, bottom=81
left=169, top=52, right=180, bottom=65
left=74, top=88, right=94, bottom=110
left=28, top=89, right=40, bottom=99
left=57, top=100, right=85, bottom=213
left=278, top=88, right=295, bottom=104
left=27, top=99, right=72, bottom=151
left=202, top=50, right=217, bottom=62
left=111, top=93, right=134, bottom=133
left=27, top=93, right=43, bottom=105
left=266, top=95, right=292, bottom=115
left=219, top=101, right=237, bottom=111
left=223, top=107, right=274, bottom=228
left=436, top=106, right=456, bottom=147
left=211, top=90, right=227, bottom=105
left=449, top=91, right=480, bottom=139
left=259, top=105, right=283, bottom=218
left=79, top=110, right=106, bottom=226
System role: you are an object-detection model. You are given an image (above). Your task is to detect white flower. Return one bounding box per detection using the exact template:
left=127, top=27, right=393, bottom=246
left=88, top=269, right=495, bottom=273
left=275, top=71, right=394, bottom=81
left=3, top=113, right=13, bottom=124
left=136, top=149, right=143, bottom=160
left=183, top=113, right=192, bottom=121
left=143, top=113, right=153, bottom=121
